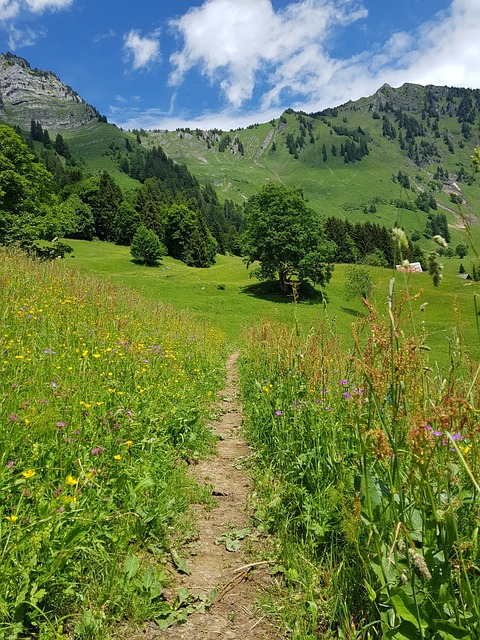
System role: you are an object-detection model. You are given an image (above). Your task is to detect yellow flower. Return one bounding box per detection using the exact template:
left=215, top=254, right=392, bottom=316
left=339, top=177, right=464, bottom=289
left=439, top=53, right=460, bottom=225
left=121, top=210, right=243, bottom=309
left=5, top=515, right=18, bottom=523
left=125, top=440, right=133, bottom=447
left=463, top=445, right=472, bottom=455
left=21, top=469, right=35, bottom=479
left=113, top=454, right=122, bottom=460
left=66, top=475, right=78, bottom=486
left=92, top=353, right=101, bottom=359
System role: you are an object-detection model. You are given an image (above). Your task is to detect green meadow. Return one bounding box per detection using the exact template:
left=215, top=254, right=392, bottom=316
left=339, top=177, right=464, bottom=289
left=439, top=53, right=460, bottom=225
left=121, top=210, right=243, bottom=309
left=1, top=240, right=480, bottom=638
left=66, top=239, right=480, bottom=369
left=0, top=249, right=225, bottom=638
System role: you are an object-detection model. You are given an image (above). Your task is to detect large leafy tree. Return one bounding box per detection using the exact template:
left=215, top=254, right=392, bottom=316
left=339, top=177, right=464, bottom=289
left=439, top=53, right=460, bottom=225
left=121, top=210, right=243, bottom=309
left=242, top=183, right=335, bottom=294
left=0, top=124, right=58, bottom=246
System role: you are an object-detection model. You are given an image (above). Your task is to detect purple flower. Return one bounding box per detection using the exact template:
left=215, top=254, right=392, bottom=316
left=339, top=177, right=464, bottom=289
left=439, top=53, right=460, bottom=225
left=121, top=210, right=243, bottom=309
left=8, top=414, right=18, bottom=422
left=451, top=433, right=464, bottom=441
left=90, top=447, right=105, bottom=456
left=325, top=407, right=332, bottom=411
left=343, top=392, right=351, bottom=399
left=51, top=382, right=58, bottom=388
left=341, top=379, right=349, bottom=385
left=43, top=349, right=56, bottom=355
left=275, top=410, right=283, bottom=416
left=56, top=421, right=67, bottom=428
left=5, top=460, right=14, bottom=469
left=432, top=430, right=442, bottom=437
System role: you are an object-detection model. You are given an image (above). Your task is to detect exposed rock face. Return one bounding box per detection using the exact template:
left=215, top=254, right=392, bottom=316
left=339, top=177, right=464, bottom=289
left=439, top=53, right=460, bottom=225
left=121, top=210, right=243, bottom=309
left=0, top=52, right=101, bottom=131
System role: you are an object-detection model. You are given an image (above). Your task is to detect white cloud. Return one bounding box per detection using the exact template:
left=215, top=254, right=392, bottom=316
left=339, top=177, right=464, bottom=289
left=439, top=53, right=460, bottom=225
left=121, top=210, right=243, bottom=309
left=123, top=29, right=161, bottom=70
left=25, top=0, right=73, bottom=12
left=0, top=0, right=73, bottom=19
left=118, top=0, right=480, bottom=132
left=169, top=0, right=368, bottom=108
left=7, top=23, right=45, bottom=47
left=0, top=0, right=20, bottom=20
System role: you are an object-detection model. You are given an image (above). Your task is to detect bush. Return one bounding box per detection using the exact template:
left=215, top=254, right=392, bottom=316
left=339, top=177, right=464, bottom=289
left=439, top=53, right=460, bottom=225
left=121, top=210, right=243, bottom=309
left=130, top=225, right=165, bottom=266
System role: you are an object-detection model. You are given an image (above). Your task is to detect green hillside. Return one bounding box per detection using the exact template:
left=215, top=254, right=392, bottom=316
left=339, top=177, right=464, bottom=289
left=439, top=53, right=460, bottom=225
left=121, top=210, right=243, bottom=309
left=139, top=84, right=480, bottom=245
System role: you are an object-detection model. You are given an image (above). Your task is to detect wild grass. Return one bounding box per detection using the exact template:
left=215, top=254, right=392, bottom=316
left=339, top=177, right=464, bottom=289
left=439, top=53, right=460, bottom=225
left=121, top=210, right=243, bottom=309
left=239, top=281, right=480, bottom=638
left=0, top=248, right=226, bottom=638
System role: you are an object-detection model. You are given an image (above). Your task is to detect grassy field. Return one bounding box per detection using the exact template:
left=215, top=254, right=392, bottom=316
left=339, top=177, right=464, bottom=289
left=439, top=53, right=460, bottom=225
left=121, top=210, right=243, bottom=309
left=65, top=239, right=480, bottom=371
left=0, top=249, right=226, bottom=638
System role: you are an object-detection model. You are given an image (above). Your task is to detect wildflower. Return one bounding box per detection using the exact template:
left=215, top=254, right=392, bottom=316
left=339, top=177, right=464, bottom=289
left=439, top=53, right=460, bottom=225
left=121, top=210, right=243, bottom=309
left=343, top=392, right=351, bottom=399
left=125, top=440, right=134, bottom=447
left=90, top=447, right=105, bottom=456
left=433, top=235, right=448, bottom=249
left=51, top=381, right=58, bottom=388
left=464, top=445, right=472, bottom=455
left=5, top=460, right=14, bottom=469
left=8, top=414, right=18, bottom=422
left=5, top=515, right=18, bottom=523
left=21, top=469, right=35, bottom=479
left=408, top=548, right=432, bottom=580
left=275, top=411, right=283, bottom=416
left=392, top=227, right=409, bottom=252
left=66, top=475, right=78, bottom=486
left=56, top=421, right=67, bottom=428
left=92, top=353, right=101, bottom=359
left=113, top=454, right=122, bottom=460
left=340, top=379, right=349, bottom=385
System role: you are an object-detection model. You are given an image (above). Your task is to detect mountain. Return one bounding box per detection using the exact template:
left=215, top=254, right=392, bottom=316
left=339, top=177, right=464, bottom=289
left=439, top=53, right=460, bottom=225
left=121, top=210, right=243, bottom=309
left=0, top=52, right=104, bottom=130
left=1, top=51, right=479, bottom=247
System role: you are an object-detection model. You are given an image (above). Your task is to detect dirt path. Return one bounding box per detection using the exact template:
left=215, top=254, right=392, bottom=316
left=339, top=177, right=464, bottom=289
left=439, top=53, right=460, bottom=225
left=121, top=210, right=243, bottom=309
left=152, top=351, right=280, bottom=640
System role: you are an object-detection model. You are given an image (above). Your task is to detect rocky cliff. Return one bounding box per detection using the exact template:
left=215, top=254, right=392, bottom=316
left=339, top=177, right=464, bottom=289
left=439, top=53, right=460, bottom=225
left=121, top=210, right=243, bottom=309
left=0, top=52, right=103, bottom=131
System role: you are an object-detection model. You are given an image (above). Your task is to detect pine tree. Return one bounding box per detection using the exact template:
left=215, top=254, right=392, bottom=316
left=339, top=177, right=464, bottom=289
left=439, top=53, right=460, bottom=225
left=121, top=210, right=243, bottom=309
left=130, top=225, right=164, bottom=266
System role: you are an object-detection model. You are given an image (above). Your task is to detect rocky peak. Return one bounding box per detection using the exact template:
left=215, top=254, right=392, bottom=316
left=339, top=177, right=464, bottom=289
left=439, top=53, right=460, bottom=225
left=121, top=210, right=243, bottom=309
left=0, top=52, right=104, bottom=131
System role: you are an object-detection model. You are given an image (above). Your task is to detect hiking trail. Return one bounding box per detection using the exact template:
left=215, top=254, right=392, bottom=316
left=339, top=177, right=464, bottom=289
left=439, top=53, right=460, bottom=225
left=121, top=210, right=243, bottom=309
left=138, top=351, right=280, bottom=639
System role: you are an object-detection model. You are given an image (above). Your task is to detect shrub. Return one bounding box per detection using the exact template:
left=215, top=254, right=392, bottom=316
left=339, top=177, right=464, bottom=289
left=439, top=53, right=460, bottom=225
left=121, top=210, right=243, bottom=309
left=130, top=225, right=165, bottom=266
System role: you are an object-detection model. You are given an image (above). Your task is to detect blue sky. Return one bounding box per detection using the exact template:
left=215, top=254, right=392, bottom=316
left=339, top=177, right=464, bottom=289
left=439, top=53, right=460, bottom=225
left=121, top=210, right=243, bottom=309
left=1, top=0, right=479, bottom=131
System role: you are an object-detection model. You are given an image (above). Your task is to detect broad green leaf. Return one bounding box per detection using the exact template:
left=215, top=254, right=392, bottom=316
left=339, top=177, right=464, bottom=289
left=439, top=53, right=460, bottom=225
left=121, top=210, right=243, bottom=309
left=123, top=553, right=140, bottom=579
left=225, top=537, right=241, bottom=552
left=171, top=550, right=191, bottom=575
left=390, top=590, right=428, bottom=630
left=434, top=619, right=470, bottom=639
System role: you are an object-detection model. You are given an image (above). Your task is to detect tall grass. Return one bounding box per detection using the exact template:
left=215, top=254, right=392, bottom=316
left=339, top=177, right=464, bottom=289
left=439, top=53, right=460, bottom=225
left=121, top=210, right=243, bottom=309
left=0, top=249, right=225, bottom=638
left=240, top=282, right=480, bottom=638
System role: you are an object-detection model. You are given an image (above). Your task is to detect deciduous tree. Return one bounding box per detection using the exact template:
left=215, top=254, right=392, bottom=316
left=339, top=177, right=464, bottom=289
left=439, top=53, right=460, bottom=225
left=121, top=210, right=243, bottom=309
left=242, top=183, right=335, bottom=295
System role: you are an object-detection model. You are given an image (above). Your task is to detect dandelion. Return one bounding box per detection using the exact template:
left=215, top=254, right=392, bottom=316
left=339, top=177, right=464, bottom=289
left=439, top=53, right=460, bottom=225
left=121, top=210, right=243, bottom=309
left=66, top=475, right=78, bottom=486
left=5, top=515, right=18, bottom=523
left=464, top=445, right=472, bottom=455
left=125, top=440, right=133, bottom=446
left=113, top=454, right=122, bottom=461
left=21, top=469, right=35, bottom=479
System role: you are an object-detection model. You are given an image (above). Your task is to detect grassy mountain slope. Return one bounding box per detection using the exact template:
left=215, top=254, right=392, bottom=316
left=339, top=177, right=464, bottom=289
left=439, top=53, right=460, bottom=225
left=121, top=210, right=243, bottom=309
left=143, top=83, right=480, bottom=246
left=1, top=51, right=479, bottom=247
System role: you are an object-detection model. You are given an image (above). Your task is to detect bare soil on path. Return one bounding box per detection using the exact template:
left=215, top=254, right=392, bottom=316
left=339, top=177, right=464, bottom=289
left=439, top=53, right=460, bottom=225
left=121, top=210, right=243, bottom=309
left=142, top=351, right=281, bottom=640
